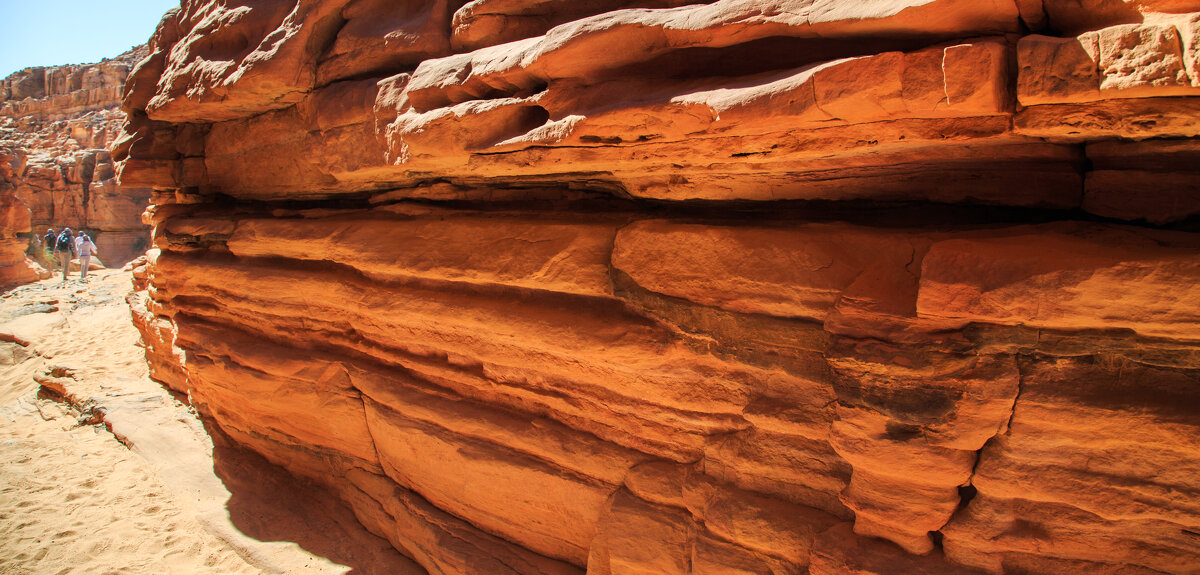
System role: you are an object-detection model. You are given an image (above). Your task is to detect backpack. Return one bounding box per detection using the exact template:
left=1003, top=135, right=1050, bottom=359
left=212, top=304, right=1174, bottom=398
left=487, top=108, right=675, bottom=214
left=55, top=234, right=72, bottom=253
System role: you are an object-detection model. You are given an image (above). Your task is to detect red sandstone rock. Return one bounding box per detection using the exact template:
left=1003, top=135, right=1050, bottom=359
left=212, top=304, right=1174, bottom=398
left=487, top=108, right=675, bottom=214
left=146, top=2, right=333, bottom=122
left=1019, top=20, right=1200, bottom=107
left=343, top=468, right=583, bottom=575
left=916, top=226, right=1200, bottom=341
left=450, top=0, right=709, bottom=52
left=1017, top=34, right=1103, bottom=105
left=317, top=0, right=458, bottom=85
left=227, top=213, right=619, bottom=296
left=1083, top=139, right=1200, bottom=223
left=119, top=1, right=1200, bottom=574
left=1041, top=0, right=1200, bottom=34
left=0, top=148, right=38, bottom=288
left=942, top=357, right=1200, bottom=574
left=612, top=220, right=914, bottom=321
left=1015, top=96, right=1200, bottom=139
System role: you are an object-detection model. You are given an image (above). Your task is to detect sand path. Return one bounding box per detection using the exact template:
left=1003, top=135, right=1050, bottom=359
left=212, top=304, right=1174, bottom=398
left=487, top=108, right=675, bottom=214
left=0, top=269, right=424, bottom=575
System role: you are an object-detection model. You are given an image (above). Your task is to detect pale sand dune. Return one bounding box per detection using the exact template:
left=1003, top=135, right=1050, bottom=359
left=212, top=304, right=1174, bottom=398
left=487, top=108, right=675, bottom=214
left=0, top=270, right=424, bottom=575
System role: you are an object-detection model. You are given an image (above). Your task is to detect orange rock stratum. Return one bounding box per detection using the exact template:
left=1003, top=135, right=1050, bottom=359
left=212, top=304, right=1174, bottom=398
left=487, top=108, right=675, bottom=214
left=119, top=1, right=1200, bottom=574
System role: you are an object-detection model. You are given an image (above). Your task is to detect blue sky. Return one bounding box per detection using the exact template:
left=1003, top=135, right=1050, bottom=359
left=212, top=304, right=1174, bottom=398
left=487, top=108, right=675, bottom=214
left=1, top=0, right=180, bottom=79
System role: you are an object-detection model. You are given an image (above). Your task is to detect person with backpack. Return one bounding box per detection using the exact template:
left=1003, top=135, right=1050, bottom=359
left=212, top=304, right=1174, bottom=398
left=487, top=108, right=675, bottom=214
left=75, top=233, right=98, bottom=281
left=41, top=228, right=57, bottom=268
left=53, top=228, right=74, bottom=282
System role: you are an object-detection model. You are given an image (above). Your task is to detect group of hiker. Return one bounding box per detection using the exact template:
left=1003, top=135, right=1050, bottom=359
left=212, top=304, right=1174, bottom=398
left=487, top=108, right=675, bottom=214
left=38, top=227, right=99, bottom=283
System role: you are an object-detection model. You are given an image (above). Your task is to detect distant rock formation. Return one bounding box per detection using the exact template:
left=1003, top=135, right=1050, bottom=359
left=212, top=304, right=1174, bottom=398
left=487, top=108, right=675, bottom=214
left=122, top=2, right=1200, bottom=574
left=1, top=46, right=153, bottom=278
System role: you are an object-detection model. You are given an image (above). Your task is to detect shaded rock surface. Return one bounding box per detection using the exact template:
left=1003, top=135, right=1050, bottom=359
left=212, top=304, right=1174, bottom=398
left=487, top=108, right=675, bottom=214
left=0, top=148, right=39, bottom=288
left=121, top=1, right=1200, bottom=574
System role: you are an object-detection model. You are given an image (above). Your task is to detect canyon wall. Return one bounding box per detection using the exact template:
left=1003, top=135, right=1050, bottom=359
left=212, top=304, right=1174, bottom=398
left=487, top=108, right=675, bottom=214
left=1, top=46, right=153, bottom=274
left=0, top=148, right=38, bottom=287
left=121, top=1, right=1200, bottom=574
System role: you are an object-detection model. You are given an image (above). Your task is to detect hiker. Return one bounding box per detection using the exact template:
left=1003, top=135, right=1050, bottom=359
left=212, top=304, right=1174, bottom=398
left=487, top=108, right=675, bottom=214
left=53, top=228, right=74, bottom=282
left=76, top=233, right=98, bottom=281
left=41, top=228, right=57, bottom=268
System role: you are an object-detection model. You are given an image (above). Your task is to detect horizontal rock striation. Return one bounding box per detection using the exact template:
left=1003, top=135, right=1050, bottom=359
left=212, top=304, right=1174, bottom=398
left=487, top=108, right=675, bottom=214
left=1, top=52, right=134, bottom=119
left=1, top=46, right=153, bottom=269
left=123, top=1, right=1200, bottom=574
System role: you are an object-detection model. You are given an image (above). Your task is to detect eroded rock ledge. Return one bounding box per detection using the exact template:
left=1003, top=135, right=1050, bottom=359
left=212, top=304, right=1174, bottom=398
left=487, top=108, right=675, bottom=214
left=122, top=1, right=1200, bottom=574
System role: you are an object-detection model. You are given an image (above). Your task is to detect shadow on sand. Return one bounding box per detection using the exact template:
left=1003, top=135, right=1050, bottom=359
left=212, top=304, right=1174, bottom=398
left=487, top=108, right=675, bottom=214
left=202, top=419, right=427, bottom=575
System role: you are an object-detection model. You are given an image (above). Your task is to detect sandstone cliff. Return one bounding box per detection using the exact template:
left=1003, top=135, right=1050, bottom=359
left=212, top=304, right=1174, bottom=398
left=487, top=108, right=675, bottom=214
left=0, top=148, right=38, bottom=288
left=1, top=46, right=153, bottom=273
left=121, top=1, right=1200, bottom=574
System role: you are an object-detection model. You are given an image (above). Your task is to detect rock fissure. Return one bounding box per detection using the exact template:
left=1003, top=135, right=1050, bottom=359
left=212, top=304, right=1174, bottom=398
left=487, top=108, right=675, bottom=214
left=1004, top=354, right=1028, bottom=434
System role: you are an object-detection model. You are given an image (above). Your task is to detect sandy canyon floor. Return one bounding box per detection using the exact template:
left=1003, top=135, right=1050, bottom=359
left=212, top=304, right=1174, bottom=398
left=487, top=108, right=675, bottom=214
left=0, top=269, right=425, bottom=575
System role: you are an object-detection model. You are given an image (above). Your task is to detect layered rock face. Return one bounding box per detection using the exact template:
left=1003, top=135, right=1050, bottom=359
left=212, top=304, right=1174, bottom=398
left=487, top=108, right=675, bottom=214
left=123, top=1, right=1200, bottom=574
left=0, top=148, right=38, bottom=287
left=1, top=47, right=153, bottom=270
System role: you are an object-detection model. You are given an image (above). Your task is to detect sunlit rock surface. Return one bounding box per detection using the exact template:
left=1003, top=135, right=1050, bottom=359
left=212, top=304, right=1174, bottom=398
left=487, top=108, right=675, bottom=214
left=1, top=47, right=153, bottom=273
left=122, top=1, right=1200, bottom=574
